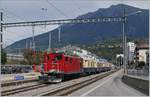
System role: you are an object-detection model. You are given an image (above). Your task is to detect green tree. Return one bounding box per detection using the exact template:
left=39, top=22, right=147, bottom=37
left=1, top=49, right=7, bottom=64
left=23, top=49, right=44, bottom=65
left=23, top=49, right=34, bottom=65
left=35, top=51, right=44, bottom=65
left=137, top=61, right=145, bottom=69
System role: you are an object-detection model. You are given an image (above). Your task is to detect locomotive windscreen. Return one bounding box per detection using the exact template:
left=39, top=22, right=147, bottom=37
left=54, top=55, right=62, bottom=60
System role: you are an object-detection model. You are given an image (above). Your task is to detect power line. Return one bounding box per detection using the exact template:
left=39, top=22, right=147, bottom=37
left=3, top=9, right=28, bottom=22
left=2, top=9, right=34, bottom=37
left=73, top=1, right=84, bottom=13
left=3, top=2, right=69, bottom=51
left=3, top=17, right=123, bottom=27
left=45, top=0, right=70, bottom=50
left=2, top=9, right=47, bottom=50
left=46, top=0, right=69, bottom=18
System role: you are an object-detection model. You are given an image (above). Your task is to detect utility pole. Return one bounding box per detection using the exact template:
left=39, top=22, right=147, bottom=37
left=125, top=35, right=127, bottom=74
left=122, top=9, right=142, bottom=74
left=48, top=32, right=51, bottom=51
left=32, top=25, right=35, bottom=50
left=31, top=25, right=36, bottom=66
left=122, top=8, right=127, bottom=74
left=58, top=26, right=61, bottom=42
left=0, top=11, right=3, bottom=66
left=26, top=39, right=28, bottom=49
left=29, top=40, right=32, bottom=49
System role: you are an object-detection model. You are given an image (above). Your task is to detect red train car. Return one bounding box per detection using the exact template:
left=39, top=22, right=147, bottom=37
left=39, top=52, right=82, bottom=82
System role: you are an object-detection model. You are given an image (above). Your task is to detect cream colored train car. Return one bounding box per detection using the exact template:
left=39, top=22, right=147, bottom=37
left=81, top=57, right=103, bottom=74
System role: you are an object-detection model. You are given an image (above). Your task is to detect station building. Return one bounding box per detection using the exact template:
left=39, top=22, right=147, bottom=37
left=134, top=42, right=149, bottom=65
left=127, top=42, right=136, bottom=64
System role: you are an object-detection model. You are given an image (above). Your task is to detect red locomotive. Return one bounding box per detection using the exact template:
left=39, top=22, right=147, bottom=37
left=38, top=52, right=82, bottom=82
left=37, top=51, right=111, bottom=83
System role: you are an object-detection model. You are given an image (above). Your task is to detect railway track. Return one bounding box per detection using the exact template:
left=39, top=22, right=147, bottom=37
left=1, top=78, right=38, bottom=87
left=1, top=83, right=47, bottom=96
left=1, top=70, right=118, bottom=96
left=40, top=70, right=117, bottom=96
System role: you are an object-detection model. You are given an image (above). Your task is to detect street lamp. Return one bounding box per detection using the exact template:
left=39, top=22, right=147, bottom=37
left=122, top=10, right=143, bottom=74
left=41, top=8, right=52, bottom=52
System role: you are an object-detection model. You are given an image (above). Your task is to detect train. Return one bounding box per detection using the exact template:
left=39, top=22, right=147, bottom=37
left=37, top=52, right=112, bottom=83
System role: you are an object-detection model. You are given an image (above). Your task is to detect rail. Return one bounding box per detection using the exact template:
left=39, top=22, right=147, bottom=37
left=1, top=83, right=47, bottom=96
left=1, top=78, right=38, bottom=87
left=40, top=70, right=117, bottom=96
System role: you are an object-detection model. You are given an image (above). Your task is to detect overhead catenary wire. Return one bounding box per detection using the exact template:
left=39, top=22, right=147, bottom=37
left=2, top=8, right=51, bottom=51
left=46, top=0, right=69, bottom=18
left=44, top=0, right=70, bottom=49
left=4, top=10, right=57, bottom=49
left=2, top=5, right=124, bottom=54
left=3, top=9, right=26, bottom=22
left=2, top=9, right=35, bottom=49
left=3, top=8, right=35, bottom=32
left=2, top=1, right=71, bottom=53
left=41, top=6, right=52, bottom=51
left=73, top=1, right=84, bottom=13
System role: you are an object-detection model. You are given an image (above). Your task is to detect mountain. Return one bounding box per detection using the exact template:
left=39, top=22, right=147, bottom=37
left=5, top=4, right=149, bottom=53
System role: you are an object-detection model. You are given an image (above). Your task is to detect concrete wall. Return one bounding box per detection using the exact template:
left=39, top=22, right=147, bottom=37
left=122, top=75, right=149, bottom=96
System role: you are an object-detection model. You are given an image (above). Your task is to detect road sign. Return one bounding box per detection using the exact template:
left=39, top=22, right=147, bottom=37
left=14, top=75, right=24, bottom=80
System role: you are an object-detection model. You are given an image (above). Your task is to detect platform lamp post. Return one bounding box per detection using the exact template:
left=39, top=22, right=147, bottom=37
left=122, top=10, right=142, bottom=74
left=41, top=7, right=52, bottom=52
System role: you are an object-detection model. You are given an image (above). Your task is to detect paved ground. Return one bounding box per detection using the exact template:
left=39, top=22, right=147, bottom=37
left=69, top=69, right=146, bottom=96
left=1, top=72, right=40, bottom=82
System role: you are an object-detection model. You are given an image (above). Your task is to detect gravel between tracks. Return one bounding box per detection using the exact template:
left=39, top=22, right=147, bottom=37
left=12, top=70, right=116, bottom=96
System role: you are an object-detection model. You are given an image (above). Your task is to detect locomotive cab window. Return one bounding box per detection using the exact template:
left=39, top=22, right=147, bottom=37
left=55, top=55, right=62, bottom=60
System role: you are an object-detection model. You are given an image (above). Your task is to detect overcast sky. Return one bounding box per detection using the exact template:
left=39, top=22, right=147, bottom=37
left=0, top=0, right=149, bottom=47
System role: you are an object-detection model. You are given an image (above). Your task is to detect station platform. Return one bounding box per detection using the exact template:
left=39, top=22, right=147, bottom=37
left=126, top=74, right=149, bottom=81
left=1, top=72, right=41, bottom=83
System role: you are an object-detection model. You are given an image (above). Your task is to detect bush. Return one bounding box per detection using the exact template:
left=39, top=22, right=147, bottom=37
left=137, top=61, right=145, bottom=69
left=1, top=49, right=7, bottom=64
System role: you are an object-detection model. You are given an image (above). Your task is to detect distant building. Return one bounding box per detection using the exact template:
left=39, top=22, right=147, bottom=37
left=127, top=42, right=136, bottom=63
left=7, top=53, right=24, bottom=61
left=116, top=54, right=124, bottom=66
left=134, top=42, right=149, bottom=64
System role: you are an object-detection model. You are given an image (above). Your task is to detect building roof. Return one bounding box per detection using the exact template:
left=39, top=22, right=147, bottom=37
left=135, top=42, right=149, bottom=49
